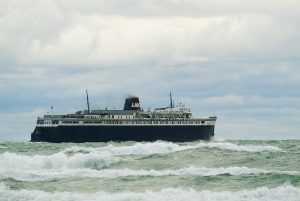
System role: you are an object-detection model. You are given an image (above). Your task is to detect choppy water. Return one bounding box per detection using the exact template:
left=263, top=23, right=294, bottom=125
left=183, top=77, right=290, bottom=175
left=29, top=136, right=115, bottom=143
left=0, top=140, right=300, bottom=201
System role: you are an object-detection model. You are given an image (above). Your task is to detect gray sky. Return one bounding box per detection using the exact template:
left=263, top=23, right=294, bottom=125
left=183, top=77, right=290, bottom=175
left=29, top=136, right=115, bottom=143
left=0, top=0, right=299, bottom=141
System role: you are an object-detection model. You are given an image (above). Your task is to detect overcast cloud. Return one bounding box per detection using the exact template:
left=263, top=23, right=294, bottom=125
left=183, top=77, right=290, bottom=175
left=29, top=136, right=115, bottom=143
left=0, top=0, right=299, bottom=141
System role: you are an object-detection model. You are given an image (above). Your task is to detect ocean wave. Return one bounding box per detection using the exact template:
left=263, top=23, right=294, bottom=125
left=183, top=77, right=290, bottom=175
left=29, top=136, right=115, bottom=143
left=195, top=142, right=282, bottom=152
left=64, top=141, right=185, bottom=155
left=1, top=164, right=298, bottom=181
left=52, top=166, right=300, bottom=179
left=1, top=183, right=299, bottom=201
left=64, top=141, right=282, bottom=156
left=0, top=151, right=119, bottom=181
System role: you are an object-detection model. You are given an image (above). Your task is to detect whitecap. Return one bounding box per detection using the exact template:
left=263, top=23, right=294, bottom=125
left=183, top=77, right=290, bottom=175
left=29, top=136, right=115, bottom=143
left=69, top=166, right=299, bottom=178
left=0, top=151, right=119, bottom=181
left=1, top=164, right=298, bottom=181
left=64, top=141, right=282, bottom=157
left=194, top=142, right=282, bottom=152
left=0, top=183, right=299, bottom=201
left=64, top=141, right=185, bottom=156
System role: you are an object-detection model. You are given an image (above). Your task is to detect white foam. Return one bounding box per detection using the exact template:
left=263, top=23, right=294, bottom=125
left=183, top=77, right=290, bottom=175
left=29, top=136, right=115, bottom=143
left=64, top=141, right=185, bottom=156
left=1, top=163, right=298, bottom=181
left=0, top=151, right=119, bottom=181
left=195, top=142, right=282, bottom=152
left=211, top=137, right=226, bottom=142
left=71, top=166, right=299, bottom=178
left=64, top=141, right=282, bottom=156
left=0, top=141, right=283, bottom=182
left=1, top=183, right=299, bottom=201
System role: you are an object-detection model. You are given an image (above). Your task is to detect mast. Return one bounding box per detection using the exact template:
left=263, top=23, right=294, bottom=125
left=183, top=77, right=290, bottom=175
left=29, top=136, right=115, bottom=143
left=86, top=89, right=90, bottom=114
left=169, top=91, right=174, bottom=108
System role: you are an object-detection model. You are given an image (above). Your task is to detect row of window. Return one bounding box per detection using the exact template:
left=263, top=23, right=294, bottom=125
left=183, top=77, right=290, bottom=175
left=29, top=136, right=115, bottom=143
left=58, top=121, right=206, bottom=125
left=85, top=115, right=134, bottom=119
left=62, top=121, right=79, bottom=124
left=38, top=120, right=207, bottom=125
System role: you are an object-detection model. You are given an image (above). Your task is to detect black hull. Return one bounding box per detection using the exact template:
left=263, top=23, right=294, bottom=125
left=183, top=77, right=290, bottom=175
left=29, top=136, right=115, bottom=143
left=31, top=125, right=215, bottom=143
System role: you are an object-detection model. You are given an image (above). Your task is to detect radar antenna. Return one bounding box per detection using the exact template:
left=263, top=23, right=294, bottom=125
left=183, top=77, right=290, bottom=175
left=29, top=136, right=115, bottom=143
left=86, top=89, right=90, bottom=114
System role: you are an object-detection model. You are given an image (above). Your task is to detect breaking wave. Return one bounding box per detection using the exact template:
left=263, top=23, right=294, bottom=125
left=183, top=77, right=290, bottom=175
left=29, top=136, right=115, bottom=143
left=64, top=141, right=282, bottom=156
left=0, top=141, right=283, bottom=181
left=0, top=151, right=119, bottom=181
left=1, top=159, right=298, bottom=181
left=0, top=146, right=7, bottom=150
left=1, top=183, right=299, bottom=201
left=195, top=141, right=282, bottom=152
left=64, top=141, right=185, bottom=155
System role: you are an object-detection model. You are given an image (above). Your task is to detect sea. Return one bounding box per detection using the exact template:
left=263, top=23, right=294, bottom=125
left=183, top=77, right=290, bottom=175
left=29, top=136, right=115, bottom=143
left=0, top=140, right=300, bottom=201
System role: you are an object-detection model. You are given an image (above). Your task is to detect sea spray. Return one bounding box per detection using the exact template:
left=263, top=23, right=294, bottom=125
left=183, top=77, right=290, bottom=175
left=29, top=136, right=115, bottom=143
left=0, top=150, right=119, bottom=171
left=1, top=165, right=299, bottom=181
left=64, top=141, right=282, bottom=156
left=0, top=140, right=298, bottom=200
left=0, top=183, right=299, bottom=201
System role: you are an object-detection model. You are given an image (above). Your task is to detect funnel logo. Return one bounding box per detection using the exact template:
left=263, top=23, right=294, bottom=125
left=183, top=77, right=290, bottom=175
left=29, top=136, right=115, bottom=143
left=131, top=102, right=140, bottom=108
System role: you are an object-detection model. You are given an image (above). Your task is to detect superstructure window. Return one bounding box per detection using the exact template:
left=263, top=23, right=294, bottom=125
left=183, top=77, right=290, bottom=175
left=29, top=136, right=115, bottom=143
left=37, top=120, right=44, bottom=124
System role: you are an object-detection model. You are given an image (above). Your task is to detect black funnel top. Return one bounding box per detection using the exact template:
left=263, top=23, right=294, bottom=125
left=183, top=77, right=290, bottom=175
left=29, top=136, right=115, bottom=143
left=124, top=97, right=140, bottom=110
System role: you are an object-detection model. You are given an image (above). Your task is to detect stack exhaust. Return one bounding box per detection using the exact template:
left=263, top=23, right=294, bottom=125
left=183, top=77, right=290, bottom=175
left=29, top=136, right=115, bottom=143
left=124, top=97, right=141, bottom=110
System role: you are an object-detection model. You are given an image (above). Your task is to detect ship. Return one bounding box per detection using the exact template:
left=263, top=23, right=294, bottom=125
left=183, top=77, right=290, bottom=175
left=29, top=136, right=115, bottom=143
left=31, top=91, right=217, bottom=142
